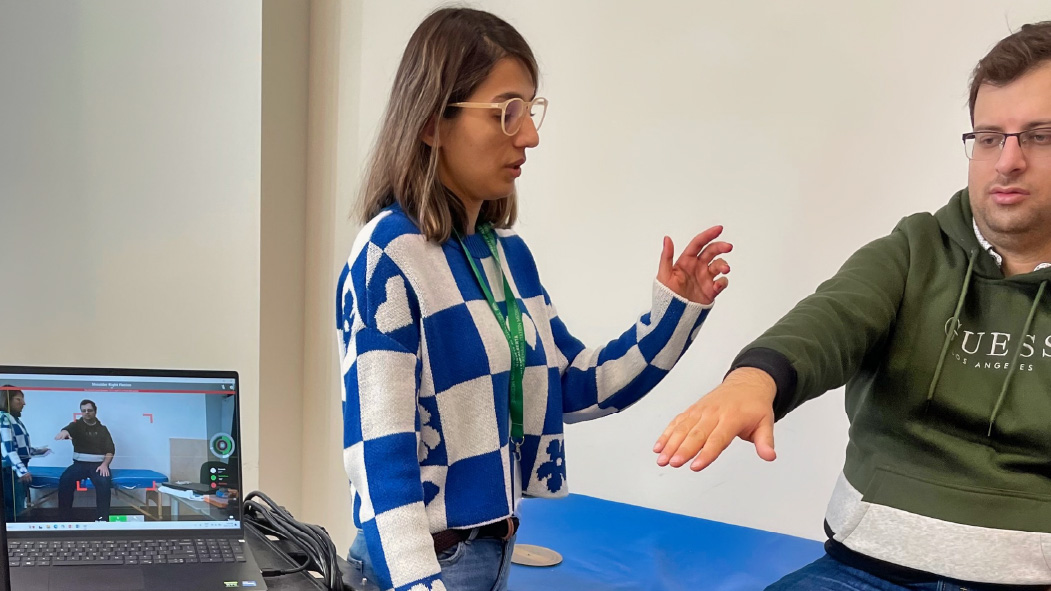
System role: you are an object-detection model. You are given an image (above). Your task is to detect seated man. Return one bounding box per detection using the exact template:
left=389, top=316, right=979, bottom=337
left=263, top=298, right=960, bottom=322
left=55, top=399, right=115, bottom=521
left=656, top=21, right=1051, bottom=590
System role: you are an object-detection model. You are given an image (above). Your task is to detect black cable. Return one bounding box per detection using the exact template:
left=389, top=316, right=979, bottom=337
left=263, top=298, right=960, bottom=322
left=244, top=492, right=336, bottom=585
left=244, top=491, right=337, bottom=587
left=250, top=521, right=311, bottom=577
left=243, top=490, right=342, bottom=590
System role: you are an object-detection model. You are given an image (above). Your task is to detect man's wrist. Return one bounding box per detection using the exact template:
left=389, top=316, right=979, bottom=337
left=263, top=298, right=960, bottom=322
left=724, top=367, right=777, bottom=402
left=728, top=347, right=799, bottom=420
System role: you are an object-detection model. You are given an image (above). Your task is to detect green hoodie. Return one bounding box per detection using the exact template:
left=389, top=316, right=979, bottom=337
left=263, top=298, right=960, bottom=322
left=736, top=189, right=1051, bottom=584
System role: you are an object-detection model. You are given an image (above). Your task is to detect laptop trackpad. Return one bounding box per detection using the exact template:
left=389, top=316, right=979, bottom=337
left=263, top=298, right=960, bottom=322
left=51, top=567, right=146, bottom=590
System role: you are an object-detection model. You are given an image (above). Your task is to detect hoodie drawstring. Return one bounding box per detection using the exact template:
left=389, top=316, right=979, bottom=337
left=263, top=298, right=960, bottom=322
left=987, top=279, right=1047, bottom=436
left=925, top=249, right=978, bottom=414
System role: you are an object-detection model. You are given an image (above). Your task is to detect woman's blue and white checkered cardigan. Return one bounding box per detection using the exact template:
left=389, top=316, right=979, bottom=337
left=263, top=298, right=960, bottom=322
left=337, top=205, right=711, bottom=591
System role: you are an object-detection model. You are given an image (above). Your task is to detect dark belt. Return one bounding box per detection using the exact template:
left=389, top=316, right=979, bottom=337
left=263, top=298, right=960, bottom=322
left=432, top=516, right=519, bottom=554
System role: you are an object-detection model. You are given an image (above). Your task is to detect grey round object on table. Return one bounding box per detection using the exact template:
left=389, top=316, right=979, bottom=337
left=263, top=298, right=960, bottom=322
left=511, top=544, right=563, bottom=567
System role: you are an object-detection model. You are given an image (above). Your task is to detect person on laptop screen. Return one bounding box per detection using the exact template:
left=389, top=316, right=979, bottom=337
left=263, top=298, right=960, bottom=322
left=0, top=387, right=49, bottom=522
left=54, top=399, right=115, bottom=522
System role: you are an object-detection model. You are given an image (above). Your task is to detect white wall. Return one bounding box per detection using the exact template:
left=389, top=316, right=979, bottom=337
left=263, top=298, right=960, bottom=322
left=329, top=0, right=1051, bottom=542
left=0, top=2, right=263, bottom=491
left=260, top=0, right=310, bottom=516
left=299, top=0, right=365, bottom=553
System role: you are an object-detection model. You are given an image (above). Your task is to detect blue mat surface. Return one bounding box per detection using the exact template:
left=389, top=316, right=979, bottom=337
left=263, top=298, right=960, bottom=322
left=28, top=466, right=168, bottom=489
left=510, top=494, right=824, bottom=591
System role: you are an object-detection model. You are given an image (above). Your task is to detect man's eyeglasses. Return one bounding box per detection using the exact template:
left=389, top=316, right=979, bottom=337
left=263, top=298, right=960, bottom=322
left=962, top=128, right=1051, bottom=160
left=449, top=97, right=548, bottom=136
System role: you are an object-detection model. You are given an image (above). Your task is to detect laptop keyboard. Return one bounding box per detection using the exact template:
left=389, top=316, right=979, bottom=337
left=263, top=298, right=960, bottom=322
left=8, top=538, right=247, bottom=567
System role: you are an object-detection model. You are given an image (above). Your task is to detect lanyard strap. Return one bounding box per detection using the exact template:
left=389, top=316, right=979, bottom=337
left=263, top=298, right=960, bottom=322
left=455, top=225, right=526, bottom=443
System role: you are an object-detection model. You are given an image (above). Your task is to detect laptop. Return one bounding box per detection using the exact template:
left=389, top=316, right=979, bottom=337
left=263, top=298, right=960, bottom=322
left=0, top=366, right=267, bottom=590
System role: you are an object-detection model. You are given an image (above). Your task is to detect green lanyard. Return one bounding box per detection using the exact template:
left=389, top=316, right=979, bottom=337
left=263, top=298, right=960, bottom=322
left=456, top=225, right=526, bottom=448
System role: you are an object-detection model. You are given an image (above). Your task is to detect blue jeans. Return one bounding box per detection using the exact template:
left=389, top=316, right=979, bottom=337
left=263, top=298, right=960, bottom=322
left=348, top=528, right=516, bottom=591
left=1, top=468, right=27, bottom=522
left=58, top=461, right=111, bottom=521
left=767, top=555, right=997, bottom=591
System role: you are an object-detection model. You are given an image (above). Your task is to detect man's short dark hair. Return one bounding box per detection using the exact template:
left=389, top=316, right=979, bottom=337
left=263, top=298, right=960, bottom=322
left=80, top=399, right=97, bottom=411
left=969, top=21, right=1051, bottom=122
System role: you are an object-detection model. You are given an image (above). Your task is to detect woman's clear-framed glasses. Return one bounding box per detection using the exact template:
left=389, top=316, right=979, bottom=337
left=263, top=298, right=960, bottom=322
left=449, top=97, right=548, bottom=136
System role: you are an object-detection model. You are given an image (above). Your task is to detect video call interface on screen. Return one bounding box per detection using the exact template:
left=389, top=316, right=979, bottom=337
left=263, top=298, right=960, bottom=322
left=0, top=372, right=241, bottom=532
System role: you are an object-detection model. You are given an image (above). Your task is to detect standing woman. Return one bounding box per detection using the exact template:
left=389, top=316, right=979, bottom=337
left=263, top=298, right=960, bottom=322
left=338, top=8, right=732, bottom=591
left=0, top=387, right=46, bottom=522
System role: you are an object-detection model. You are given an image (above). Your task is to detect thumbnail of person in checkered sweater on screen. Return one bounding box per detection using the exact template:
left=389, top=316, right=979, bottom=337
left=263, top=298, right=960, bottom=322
left=1, top=387, right=49, bottom=522
left=337, top=8, right=733, bottom=591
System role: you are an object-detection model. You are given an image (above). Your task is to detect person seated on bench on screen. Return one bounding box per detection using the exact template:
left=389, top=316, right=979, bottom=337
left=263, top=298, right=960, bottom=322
left=55, top=399, right=115, bottom=522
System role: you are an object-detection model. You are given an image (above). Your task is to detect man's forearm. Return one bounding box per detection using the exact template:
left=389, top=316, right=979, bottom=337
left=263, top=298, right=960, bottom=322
left=101, top=453, right=114, bottom=468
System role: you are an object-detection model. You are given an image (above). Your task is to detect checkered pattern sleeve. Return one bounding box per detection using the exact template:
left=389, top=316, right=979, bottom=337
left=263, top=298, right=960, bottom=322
left=338, top=231, right=446, bottom=591
left=550, top=280, right=712, bottom=422
left=0, top=413, right=29, bottom=476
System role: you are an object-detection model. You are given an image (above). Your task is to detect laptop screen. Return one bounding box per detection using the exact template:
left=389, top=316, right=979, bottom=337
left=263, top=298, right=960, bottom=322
left=0, top=367, right=242, bottom=533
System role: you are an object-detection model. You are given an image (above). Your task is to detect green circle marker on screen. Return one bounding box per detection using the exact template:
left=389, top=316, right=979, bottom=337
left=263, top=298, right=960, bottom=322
left=209, top=433, right=236, bottom=459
